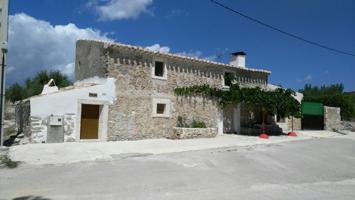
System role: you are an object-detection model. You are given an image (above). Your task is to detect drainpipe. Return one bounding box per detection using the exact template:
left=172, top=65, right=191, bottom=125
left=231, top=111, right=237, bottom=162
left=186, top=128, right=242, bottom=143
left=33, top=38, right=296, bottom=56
left=0, top=49, right=6, bottom=147
left=0, top=0, right=9, bottom=147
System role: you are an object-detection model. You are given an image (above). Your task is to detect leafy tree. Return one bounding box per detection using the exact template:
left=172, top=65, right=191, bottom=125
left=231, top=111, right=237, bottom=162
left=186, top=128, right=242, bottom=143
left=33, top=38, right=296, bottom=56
left=300, top=83, right=344, bottom=96
left=5, top=83, right=24, bottom=103
left=5, top=70, right=72, bottom=103
left=48, top=71, right=71, bottom=87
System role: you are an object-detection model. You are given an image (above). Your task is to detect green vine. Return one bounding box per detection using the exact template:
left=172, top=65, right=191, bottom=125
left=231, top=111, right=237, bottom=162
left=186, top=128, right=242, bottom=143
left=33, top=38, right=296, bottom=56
left=175, top=83, right=301, bottom=119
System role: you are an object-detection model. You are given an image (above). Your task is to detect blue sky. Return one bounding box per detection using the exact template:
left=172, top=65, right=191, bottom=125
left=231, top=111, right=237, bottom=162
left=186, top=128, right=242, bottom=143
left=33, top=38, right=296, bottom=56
left=7, top=0, right=355, bottom=91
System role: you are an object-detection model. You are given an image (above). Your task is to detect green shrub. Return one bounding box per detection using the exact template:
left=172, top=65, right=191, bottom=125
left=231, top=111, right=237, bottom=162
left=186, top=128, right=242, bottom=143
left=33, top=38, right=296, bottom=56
left=177, top=116, right=207, bottom=128
left=191, top=120, right=207, bottom=128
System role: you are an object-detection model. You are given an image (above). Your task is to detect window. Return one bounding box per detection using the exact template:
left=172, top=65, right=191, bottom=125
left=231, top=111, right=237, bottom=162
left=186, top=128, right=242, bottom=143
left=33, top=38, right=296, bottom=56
left=152, top=59, right=167, bottom=80
left=152, top=98, right=170, bottom=118
left=156, top=104, right=166, bottom=114
left=154, top=61, right=164, bottom=77
left=89, top=93, right=98, bottom=98
left=224, top=72, right=235, bottom=87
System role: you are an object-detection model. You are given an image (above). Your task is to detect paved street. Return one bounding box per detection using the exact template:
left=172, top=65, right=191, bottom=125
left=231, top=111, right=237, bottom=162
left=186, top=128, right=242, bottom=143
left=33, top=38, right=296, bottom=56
left=1, top=137, right=355, bottom=200
left=7, top=131, right=339, bottom=165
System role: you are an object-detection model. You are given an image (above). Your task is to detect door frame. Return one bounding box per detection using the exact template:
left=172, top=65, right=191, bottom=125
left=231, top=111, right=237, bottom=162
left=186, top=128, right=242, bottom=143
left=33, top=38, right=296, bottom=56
left=75, top=99, right=109, bottom=142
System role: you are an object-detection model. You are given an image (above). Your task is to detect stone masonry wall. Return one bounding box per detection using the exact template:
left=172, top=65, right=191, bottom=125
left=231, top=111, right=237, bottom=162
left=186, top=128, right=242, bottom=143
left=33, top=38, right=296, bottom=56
left=324, top=106, right=341, bottom=131
left=76, top=40, right=269, bottom=140
left=30, top=116, right=47, bottom=143
left=15, top=100, right=31, bottom=136
left=75, top=40, right=108, bottom=81
left=105, top=55, right=222, bottom=140
left=288, top=117, right=302, bottom=130
left=64, top=113, right=76, bottom=142
left=168, top=127, right=218, bottom=139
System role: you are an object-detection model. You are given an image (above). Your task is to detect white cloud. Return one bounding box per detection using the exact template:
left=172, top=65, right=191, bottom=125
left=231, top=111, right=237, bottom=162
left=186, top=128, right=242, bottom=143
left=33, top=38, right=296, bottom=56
left=93, top=0, right=153, bottom=21
left=178, top=50, right=219, bottom=61
left=177, top=50, right=203, bottom=58
left=145, top=44, right=170, bottom=53
left=165, top=9, right=189, bottom=18
left=7, top=13, right=112, bottom=84
left=297, top=75, right=312, bottom=83
left=203, top=55, right=218, bottom=61
left=145, top=44, right=217, bottom=61
left=304, top=75, right=312, bottom=81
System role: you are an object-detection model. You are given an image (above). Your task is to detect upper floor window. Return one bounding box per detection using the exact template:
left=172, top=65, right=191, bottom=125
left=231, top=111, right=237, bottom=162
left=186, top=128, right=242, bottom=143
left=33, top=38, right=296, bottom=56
left=224, top=72, right=235, bottom=87
left=155, top=61, right=164, bottom=77
left=152, top=59, right=167, bottom=80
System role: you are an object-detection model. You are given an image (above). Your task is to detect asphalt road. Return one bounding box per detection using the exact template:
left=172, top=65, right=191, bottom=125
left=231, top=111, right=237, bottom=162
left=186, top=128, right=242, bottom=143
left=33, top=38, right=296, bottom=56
left=1, top=137, right=355, bottom=200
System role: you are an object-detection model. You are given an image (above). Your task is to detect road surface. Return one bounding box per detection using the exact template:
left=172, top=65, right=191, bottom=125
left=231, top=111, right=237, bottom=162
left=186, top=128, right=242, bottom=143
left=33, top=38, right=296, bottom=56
left=1, top=137, right=355, bottom=200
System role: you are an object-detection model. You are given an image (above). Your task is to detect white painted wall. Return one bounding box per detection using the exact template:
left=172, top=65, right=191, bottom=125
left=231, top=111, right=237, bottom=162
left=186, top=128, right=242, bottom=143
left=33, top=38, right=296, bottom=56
left=218, top=109, right=224, bottom=135
left=29, top=77, right=116, bottom=142
left=30, top=77, right=116, bottom=117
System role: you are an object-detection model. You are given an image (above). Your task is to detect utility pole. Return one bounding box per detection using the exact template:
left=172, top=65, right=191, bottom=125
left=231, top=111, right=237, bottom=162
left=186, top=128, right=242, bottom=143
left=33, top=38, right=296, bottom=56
left=0, top=0, right=9, bottom=147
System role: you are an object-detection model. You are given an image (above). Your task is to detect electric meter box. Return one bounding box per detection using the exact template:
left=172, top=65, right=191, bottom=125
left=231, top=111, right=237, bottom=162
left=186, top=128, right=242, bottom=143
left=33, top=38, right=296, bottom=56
left=49, top=115, right=63, bottom=126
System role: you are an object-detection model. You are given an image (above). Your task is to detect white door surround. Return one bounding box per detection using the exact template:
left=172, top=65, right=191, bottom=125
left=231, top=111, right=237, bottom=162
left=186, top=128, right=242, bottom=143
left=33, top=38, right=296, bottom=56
left=75, top=99, right=109, bottom=141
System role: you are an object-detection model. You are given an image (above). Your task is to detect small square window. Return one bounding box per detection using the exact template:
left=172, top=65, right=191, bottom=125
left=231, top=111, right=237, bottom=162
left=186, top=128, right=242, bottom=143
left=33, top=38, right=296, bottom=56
left=156, top=103, right=166, bottom=114
left=154, top=61, right=164, bottom=77
left=152, top=98, right=170, bottom=118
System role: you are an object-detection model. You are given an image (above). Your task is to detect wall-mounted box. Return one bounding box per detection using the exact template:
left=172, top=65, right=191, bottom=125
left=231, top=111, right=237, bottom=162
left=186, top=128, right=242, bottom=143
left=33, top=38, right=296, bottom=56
left=49, top=115, right=63, bottom=126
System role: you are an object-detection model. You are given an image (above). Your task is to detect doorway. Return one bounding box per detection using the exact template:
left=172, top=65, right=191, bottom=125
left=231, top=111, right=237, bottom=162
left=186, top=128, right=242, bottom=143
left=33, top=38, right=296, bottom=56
left=80, top=104, right=100, bottom=139
left=301, top=102, right=324, bottom=130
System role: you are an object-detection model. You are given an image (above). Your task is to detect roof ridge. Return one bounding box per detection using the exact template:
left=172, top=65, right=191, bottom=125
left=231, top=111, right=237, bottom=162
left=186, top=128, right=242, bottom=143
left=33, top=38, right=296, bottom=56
left=77, top=39, right=271, bottom=74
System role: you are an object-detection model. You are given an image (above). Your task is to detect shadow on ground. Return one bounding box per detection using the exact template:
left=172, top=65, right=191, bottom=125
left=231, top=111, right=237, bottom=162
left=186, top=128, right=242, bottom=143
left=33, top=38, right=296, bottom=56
left=3, top=133, right=20, bottom=147
left=13, top=196, right=51, bottom=200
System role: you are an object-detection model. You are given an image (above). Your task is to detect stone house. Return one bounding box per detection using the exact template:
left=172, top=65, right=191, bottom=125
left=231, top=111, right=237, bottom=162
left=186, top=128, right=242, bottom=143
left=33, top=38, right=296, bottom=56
left=16, top=39, right=301, bottom=143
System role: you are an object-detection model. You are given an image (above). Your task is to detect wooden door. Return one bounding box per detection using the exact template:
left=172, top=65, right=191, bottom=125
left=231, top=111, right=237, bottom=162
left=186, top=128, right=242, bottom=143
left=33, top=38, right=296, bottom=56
left=80, top=104, right=100, bottom=139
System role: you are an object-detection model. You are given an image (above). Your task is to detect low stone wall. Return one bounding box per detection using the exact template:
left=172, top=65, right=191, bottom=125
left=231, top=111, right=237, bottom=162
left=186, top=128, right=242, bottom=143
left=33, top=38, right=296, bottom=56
left=167, top=127, right=217, bottom=139
left=338, top=121, right=355, bottom=132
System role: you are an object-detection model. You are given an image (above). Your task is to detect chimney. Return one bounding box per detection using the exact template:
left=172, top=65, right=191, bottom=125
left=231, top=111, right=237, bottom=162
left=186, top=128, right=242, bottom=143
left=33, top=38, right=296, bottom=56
left=230, top=52, right=246, bottom=68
